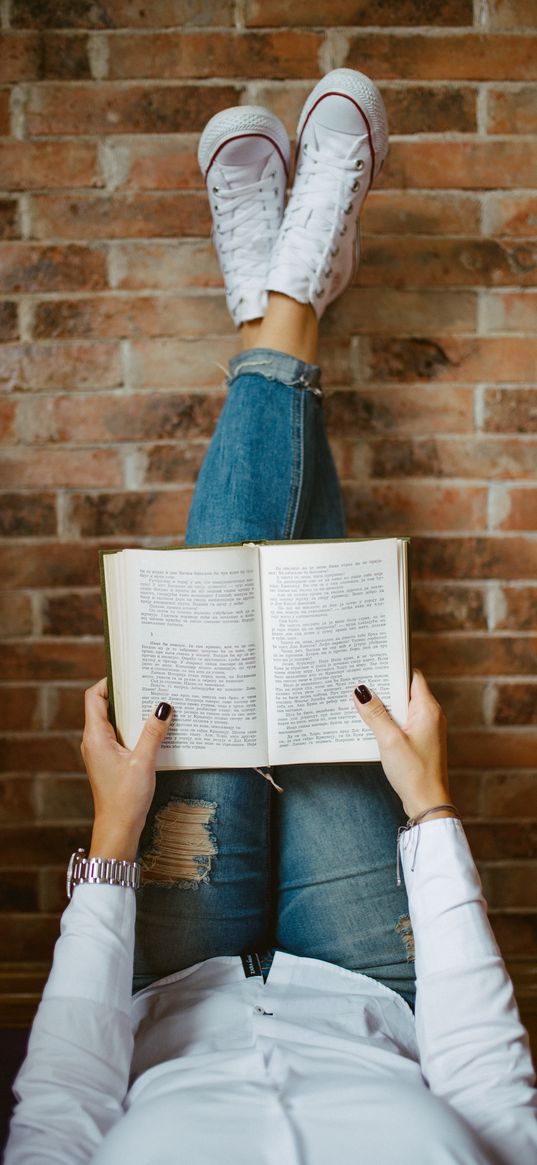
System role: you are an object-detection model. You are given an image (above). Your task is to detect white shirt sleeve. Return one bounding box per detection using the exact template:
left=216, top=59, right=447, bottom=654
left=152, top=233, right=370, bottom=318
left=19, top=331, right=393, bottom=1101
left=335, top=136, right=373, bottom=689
left=4, top=883, right=136, bottom=1165
left=401, top=816, right=537, bottom=1165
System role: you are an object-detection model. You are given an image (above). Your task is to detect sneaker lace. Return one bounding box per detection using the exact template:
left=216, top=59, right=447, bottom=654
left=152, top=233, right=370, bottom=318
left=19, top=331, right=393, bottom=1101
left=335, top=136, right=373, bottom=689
left=213, top=174, right=281, bottom=293
left=273, top=142, right=366, bottom=280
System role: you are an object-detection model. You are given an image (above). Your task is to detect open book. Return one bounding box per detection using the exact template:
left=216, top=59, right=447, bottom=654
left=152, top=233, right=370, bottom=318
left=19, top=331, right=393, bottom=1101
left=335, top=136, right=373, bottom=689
left=100, top=538, right=410, bottom=771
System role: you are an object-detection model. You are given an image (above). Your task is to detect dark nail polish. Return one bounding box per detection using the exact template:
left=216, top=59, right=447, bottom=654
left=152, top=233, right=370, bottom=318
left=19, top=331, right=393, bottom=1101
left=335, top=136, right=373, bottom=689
left=155, top=701, right=172, bottom=721
left=354, top=685, right=372, bottom=705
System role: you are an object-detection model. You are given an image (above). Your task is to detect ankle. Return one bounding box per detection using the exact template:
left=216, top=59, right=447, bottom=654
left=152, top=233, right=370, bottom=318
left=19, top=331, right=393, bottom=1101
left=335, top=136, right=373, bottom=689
left=255, top=293, right=319, bottom=364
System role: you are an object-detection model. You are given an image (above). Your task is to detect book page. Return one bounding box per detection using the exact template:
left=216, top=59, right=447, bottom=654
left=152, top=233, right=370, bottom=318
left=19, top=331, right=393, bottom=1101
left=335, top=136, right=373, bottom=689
left=260, top=540, right=408, bottom=765
left=110, top=546, right=268, bottom=769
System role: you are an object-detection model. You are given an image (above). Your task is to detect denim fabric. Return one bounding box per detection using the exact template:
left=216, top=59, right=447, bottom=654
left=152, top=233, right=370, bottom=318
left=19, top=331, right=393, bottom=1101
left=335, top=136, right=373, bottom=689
left=133, top=349, right=415, bottom=1008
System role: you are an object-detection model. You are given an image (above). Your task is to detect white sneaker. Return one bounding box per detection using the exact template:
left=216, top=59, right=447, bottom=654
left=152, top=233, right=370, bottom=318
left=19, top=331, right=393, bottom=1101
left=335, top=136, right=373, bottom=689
left=198, top=107, right=290, bottom=326
left=266, top=69, right=389, bottom=319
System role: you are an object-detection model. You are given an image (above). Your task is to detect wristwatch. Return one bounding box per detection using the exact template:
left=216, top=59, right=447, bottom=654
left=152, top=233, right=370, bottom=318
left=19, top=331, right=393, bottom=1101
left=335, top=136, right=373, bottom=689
left=66, top=847, right=141, bottom=899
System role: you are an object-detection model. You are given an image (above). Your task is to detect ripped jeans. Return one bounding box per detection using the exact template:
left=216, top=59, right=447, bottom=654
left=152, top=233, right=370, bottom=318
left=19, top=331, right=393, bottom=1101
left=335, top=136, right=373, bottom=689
left=133, top=349, right=416, bottom=1008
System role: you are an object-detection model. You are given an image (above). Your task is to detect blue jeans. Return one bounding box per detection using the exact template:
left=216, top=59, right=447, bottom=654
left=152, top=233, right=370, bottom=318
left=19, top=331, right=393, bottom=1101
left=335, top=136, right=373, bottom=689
left=133, top=349, right=415, bottom=1008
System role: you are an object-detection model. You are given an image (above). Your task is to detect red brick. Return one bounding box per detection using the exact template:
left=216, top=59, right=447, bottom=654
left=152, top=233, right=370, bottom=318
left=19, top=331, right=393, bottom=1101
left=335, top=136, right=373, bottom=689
left=100, top=137, right=203, bottom=191
left=107, top=30, right=323, bottom=80
left=493, top=487, right=537, bottom=530
left=0, top=448, right=122, bottom=488
left=0, top=302, right=18, bottom=341
left=0, top=399, right=17, bottom=442
left=487, top=194, right=537, bottom=238
left=481, top=862, right=537, bottom=908
left=32, top=391, right=224, bottom=443
left=486, top=912, right=537, bottom=958
left=36, top=775, right=93, bottom=820
left=68, top=489, right=192, bottom=536
left=364, top=437, right=537, bottom=481
left=344, top=482, right=487, bottom=534
left=492, top=683, right=537, bottom=725
left=482, top=771, right=537, bottom=817
left=325, top=386, right=474, bottom=434
left=363, top=191, right=480, bottom=235
left=0, top=734, right=85, bottom=773
left=445, top=770, right=482, bottom=817
left=484, top=389, right=537, bottom=434
left=0, top=199, right=20, bottom=239
left=245, top=0, right=472, bottom=24
left=0, top=593, right=33, bottom=638
left=0, top=244, right=107, bottom=293
left=359, top=237, right=537, bottom=290
left=2, top=544, right=101, bottom=589
left=429, top=679, right=486, bottom=726
left=0, top=776, right=35, bottom=821
left=0, top=913, right=60, bottom=961
left=413, top=535, right=537, bottom=580
left=343, top=33, right=537, bottom=81
left=381, top=139, right=537, bottom=190
left=12, top=0, right=235, bottom=27
left=448, top=730, right=537, bottom=767
left=482, top=291, right=537, bottom=333
left=41, top=592, right=103, bottom=637
left=494, top=586, right=537, bottom=630
left=468, top=822, right=537, bottom=861
left=0, top=872, right=39, bottom=913
left=0, top=342, right=121, bottom=391
left=30, top=193, right=209, bottom=240
left=331, top=290, right=479, bottom=336
left=44, top=685, right=86, bottom=730
left=1, top=642, right=105, bottom=682
left=0, top=32, right=91, bottom=83
left=0, top=142, right=101, bottom=192
left=112, top=240, right=220, bottom=290
left=359, top=337, right=537, bottom=385
left=411, top=583, right=487, bottom=631
left=414, top=634, right=537, bottom=676
left=0, top=688, right=41, bottom=730
left=131, top=340, right=237, bottom=388
left=381, top=83, right=477, bottom=133
left=0, top=823, right=91, bottom=866
left=0, top=90, right=10, bottom=135
left=487, top=85, right=537, bottom=133
left=33, top=294, right=231, bottom=339
left=485, top=1, right=537, bottom=29
left=27, top=83, right=243, bottom=135
left=0, top=493, right=56, bottom=537
left=142, top=441, right=207, bottom=484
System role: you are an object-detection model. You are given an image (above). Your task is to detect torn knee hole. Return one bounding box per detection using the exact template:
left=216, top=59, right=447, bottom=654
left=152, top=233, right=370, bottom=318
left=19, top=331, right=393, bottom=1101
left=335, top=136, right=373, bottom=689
left=141, top=799, right=218, bottom=887
left=395, top=914, right=415, bottom=962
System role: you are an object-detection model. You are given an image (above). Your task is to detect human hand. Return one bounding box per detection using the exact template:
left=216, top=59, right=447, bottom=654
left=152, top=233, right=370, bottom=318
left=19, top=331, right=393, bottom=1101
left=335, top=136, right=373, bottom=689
left=352, top=670, right=454, bottom=821
left=81, top=678, right=173, bottom=861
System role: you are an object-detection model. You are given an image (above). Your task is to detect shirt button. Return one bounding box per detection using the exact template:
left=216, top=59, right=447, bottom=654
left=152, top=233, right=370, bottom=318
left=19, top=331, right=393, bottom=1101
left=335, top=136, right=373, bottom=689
left=255, top=1006, right=265, bottom=1014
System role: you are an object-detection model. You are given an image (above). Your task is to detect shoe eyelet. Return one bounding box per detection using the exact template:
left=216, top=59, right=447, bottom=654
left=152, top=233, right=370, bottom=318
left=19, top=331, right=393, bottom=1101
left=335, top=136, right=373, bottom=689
left=352, top=179, right=360, bottom=192
left=325, top=267, right=332, bottom=277
left=355, top=160, right=364, bottom=171
left=331, top=246, right=339, bottom=256
left=340, top=225, right=347, bottom=236
left=213, top=185, right=219, bottom=192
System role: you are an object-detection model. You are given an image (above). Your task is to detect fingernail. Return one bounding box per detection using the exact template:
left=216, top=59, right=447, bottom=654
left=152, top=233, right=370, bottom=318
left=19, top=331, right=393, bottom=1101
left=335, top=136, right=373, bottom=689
left=155, top=701, right=172, bottom=721
left=354, top=685, right=372, bottom=705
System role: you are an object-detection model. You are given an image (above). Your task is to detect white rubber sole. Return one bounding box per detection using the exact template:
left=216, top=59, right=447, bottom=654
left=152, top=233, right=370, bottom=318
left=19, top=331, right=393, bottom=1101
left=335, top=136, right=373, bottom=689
left=296, top=68, right=389, bottom=182
left=198, top=106, right=291, bottom=180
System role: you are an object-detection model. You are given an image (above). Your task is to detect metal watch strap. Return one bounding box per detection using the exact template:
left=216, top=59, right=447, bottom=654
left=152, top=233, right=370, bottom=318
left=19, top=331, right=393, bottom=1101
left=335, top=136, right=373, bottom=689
left=66, top=847, right=141, bottom=899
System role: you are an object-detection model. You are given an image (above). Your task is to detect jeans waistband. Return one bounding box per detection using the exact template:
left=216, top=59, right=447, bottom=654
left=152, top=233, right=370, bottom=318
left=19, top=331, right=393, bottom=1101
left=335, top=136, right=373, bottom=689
left=228, top=347, right=322, bottom=395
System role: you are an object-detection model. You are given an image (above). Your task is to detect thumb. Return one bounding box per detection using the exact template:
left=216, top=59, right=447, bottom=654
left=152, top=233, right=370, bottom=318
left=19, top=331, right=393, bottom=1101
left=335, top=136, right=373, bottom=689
left=133, top=701, right=174, bottom=766
left=352, top=683, right=403, bottom=751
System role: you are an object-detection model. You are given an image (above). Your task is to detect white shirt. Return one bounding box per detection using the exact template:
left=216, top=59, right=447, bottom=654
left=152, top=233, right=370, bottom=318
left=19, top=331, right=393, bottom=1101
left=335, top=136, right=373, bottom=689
left=5, top=819, right=537, bottom=1165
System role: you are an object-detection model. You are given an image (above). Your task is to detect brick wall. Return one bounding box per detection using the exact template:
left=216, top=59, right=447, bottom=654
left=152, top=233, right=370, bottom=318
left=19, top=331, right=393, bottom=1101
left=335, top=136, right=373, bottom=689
left=0, top=0, right=536, bottom=1023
